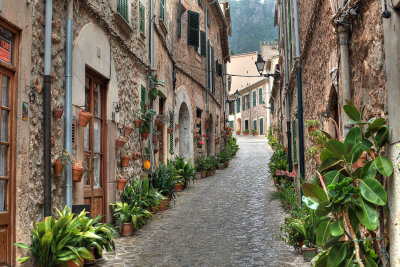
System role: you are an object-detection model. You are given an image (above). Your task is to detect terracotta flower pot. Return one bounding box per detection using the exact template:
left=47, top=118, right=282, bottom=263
left=121, top=156, right=131, bottom=167
left=244, top=132, right=249, bottom=136
left=124, top=125, right=133, bottom=136
left=116, top=137, right=126, bottom=148
left=72, top=165, right=84, bottom=182
left=205, top=123, right=211, bottom=129
left=60, top=258, right=84, bottom=267
left=54, top=159, right=64, bottom=175
left=284, top=147, right=288, bottom=153
left=134, top=119, right=142, bottom=128
left=158, top=196, right=170, bottom=211
left=308, top=126, right=318, bottom=133
left=53, top=107, right=64, bottom=119
left=117, top=178, right=128, bottom=190
left=154, top=148, right=159, bottom=153
left=175, top=138, right=179, bottom=144
left=201, top=170, right=207, bottom=178
left=155, top=119, right=162, bottom=127
left=151, top=206, right=158, bottom=214
left=121, top=223, right=133, bottom=237
left=224, top=161, right=229, bottom=168
left=237, top=132, right=241, bottom=135
left=141, top=132, right=149, bottom=139
left=132, top=152, right=140, bottom=160
left=153, top=135, right=159, bottom=144
left=174, top=182, right=184, bottom=192
left=167, top=127, right=173, bottom=134
left=84, top=247, right=96, bottom=266
left=78, top=110, right=93, bottom=127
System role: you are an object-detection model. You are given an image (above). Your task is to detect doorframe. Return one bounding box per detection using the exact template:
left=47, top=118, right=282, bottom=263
left=0, top=19, right=19, bottom=266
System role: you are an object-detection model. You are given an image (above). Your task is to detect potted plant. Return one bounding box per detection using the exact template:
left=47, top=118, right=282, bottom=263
left=132, top=152, right=140, bottom=160
left=167, top=127, right=173, bottom=134
left=111, top=202, right=134, bottom=236
left=236, top=130, right=241, bottom=135
left=305, top=119, right=320, bottom=133
left=153, top=131, right=160, bottom=144
left=134, top=118, right=142, bottom=128
left=243, top=129, right=250, bottom=135
left=175, top=123, right=179, bottom=130
left=139, top=123, right=149, bottom=139
left=124, top=124, right=133, bottom=136
left=120, top=152, right=131, bottom=167
left=72, top=161, right=85, bottom=182
left=53, top=106, right=64, bottom=119
left=252, top=129, right=259, bottom=136
left=78, top=109, right=93, bottom=127
left=116, top=175, right=128, bottom=191
left=54, top=149, right=73, bottom=175
left=116, top=136, right=127, bottom=148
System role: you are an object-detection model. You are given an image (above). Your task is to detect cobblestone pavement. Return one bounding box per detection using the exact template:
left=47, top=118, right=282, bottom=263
left=96, top=136, right=309, bottom=267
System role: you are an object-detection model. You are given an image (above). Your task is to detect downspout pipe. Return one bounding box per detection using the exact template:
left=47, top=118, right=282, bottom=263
left=281, top=0, right=292, bottom=171
left=205, top=0, right=217, bottom=113
left=338, top=24, right=351, bottom=137
left=43, top=0, right=53, bottom=217
left=292, top=0, right=305, bottom=181
left=64, top=0, right=73, bottom=209
left=149, top=0, right=155, bottom=171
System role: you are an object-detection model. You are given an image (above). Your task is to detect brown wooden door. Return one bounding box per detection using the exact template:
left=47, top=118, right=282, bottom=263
left=83, top=71, right=107, bottom=220
left=0, top=69, right=14, bottom=265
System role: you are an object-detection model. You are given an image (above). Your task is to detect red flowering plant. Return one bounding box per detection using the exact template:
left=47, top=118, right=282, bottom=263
left=223, top=126, right=233, bottom=140
left=274, top=169, right=296, bottom=188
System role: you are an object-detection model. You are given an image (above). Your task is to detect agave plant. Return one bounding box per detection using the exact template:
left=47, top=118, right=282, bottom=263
left=301, top=102, right=392, bottom=267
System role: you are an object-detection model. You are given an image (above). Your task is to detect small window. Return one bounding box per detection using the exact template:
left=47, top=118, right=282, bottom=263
left=139, top=2, right=145, bottom=34
left=188, top=11, right=200, bottom=48
left=253, top=91, right=256, bottom=107
left=246, top=94, right=250, bottom=109
left=242, top=96, right=245, bottom=111
left=245, top=120, right=249, bottom=130
left=259, top=87, right=263, bottom=104
left=117, top=0, right=129, bottom=23
left=141, top=85, right=146, bottom=112
left=253, top=120, right=257, bottom=130
left=236, top=97, right=240, bottom=113
left=160, top=0, right=165, bottom=21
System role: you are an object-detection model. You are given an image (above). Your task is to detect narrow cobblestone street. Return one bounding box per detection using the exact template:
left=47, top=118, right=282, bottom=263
left=96, top=136, right=308, bottom=267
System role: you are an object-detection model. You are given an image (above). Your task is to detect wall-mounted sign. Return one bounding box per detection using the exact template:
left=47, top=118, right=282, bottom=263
left=22, top=102, right=29, bottom=121
left=0, top=36, right=11, bottom=64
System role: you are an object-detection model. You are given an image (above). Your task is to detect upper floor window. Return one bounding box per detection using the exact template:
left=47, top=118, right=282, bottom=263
left=253, top=91, right=256, bottom=107
left=236, top=97, right=240, bottom=113
left=160, top=0, right=165, bottom=21
left=188, top=11, right=200, bottom=48
left=0, top=26, right=14, bottom=65
left=259, top=88, right=263, bottom=104
left=117, top=0, right=129, bottom=23
left=139, top=2, right=145, bottom=34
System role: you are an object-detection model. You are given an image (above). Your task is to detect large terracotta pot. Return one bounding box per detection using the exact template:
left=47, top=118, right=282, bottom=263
left=72, top=166, right=84, bottom=182
left=124, top=125, right=133, bottom=136
left=308, top=126, right=318, bottom=133
left=121, top=223, right=133, bottom=237
left=158, top=196, right=170, bottom=211
left=53, top=107, right=64, bottom=119
left=175, top=124, right=180, bottom=130
left=78, top=110, right=93, bottom=127
left=84, top=247, right=96, bottom=266
left=54, top=160, right=64, bottom=175
left=117, top=178, right=128, bottom=190
left=301, top=247, right=317, bottom=262
left=121, top=156, right=131, bottom=167
left=116, top=137, right=126, bottom=148
left=141, top=132, right=149, bottom=139
left=134, top=119, right=142, bottom=128
left=60, top=258, right=84, bottom=267
left=201, top=170, right=207, bottom=178
left=174, top=183, right=184, bottom=192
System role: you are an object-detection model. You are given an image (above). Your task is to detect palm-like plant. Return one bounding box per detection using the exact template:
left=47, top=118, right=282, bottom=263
left=111, top=202, right=152, bottom=231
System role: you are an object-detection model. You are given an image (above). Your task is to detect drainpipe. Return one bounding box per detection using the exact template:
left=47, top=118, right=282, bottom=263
left=292, top=0, right=305, bottom=181
left=64, top=0, right=73, bottom=209
left=205, top=0, right=217, bottom=113
left=149, top=0, right=155, bottom=171
left=281, top=0, right=292, bottom=171
left=338, top=24, right=351, bottom=137
left=43, top=0, right=53, bottom=217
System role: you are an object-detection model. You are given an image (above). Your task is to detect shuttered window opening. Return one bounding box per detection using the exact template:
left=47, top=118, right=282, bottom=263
left=260, top=118, right=264, bottom=135
left=259, top=87, right=263, bottom=104
left=236, top=97, right=240, bottom=113
left=211, top=46, right=215, bottom=94
left=253, top=91, right=256, bottom=107
left=139, top=2, right=145, bottom=34
left=216, top=60, right=222, bottom=76
left=253, top=120, right=257, bottom=130
left=242, top=96, right=245, bottom=111
left=117, top=0, right=129, bottom=23
left=245, top=120, right=249, bottom=130
left=187, top=11, right=200, bottom=48
left=247, top=94, right=250, bottom=109
left=292, top=119, right=298, bottom=164
left=232, top=101, right=235, bottom=114
left=200, top=31, right=206, bottom=56
left=160, top=0, right=165, bottom=21
left=169, top=111, right=174, bottom=154
left=178, top=0, right=182, bottom=38
left=207, top=8, right=210, bottom=26
left=141, top=85, right=146, bottom=112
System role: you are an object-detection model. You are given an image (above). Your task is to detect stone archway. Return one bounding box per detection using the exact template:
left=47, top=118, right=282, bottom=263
left=237, top=118, right=242, bottom=132
left=326, top=85, right=340, bottom=138
left=178, top=102, right=191, bottom=160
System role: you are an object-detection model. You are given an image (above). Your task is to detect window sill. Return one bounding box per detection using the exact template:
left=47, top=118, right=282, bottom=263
left=113, top=12, right=133, bottom=36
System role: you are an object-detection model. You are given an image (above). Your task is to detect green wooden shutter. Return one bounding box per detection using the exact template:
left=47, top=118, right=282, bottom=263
left=242, top=96, right=245, bottom=111
left=141, top=85, right=146, bottom=112
left=229, top=120, right=233, bottom=129
left=200, top=31, right=206, bottom=56
left=170, top=111, right=174, bottom=154
left=187, top=11, right=200, bottom=48
left=247, top=94, right=250, bottom=109
left=253, top=120, right=257, bottom=130
left=178, top=0, right=182, bottom=38
left=292, top=119, right=297, bottom=164
left=237, top=97, right=240, bottom=113
left=245, top=120, right=248, bottom=130
left=232, top=101, right=235, bottom=114
left=139, top=2, right=145, bottom=34
left=253, top=91, right=256, bottom=107
left=211, top=47, right=215, bottom=94
left=198, top=0, right=202, bottom=5
left=259, top=88, right=263, bottom=104
left=260, top=118, right=264, bottom=135
left=160, top=0, right=165, bottom=21
left=207, top=8, right=210, bottom=26
left=117, top=0, right=129, bottom=22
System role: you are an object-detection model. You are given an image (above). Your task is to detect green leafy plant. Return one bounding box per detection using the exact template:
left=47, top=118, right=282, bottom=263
left=302, top=102, right=391, bottom=267
left=169, top=156, right=196, bottom=184
left=148, top=74, right=165, bottom=102
left=111, top=202, right=152, bottom=231
left=307, top=146, right=319, bottom=156
left=305, top=119, right=320, bottom=128
left=149, top=164, right=178, bottom=200
left=57, top=149, right=74, bottom=167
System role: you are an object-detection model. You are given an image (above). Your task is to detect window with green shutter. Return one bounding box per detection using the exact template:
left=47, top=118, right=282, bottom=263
left=207, top=8, right=210, bottom=27
left=140, top=85, right=146, bottom=112
left=160, top=0, right=165, bottom=21
left=229, top=120, right=234, bottom=129
left=232, top=101, right=235, bottom=114
left=237, top=97, right=240, bottom=113
left=292, top=119, right=297, bottom=164
left=117, top=0, right=129, bottom=23
left=245, top=120, right=249, bottom=130
left=139, top=2, right=145, bottom=34
left=178, top=0, right=182, bottom=38
left=253, top=91, right=256, bottom=107
left=260, top=118, right=264, bottom=135
left=242, top=96, right=245, bottom=111
left=187, top=11, right=200, bottom=48
left=253, top=120, right=257, bottom=130
left=169, top=111, right=174, bottom=154
left=198, top=0, right=202, bottom=5
left=259, top=87, right=263, bottom=104
left=247, top=94, right=250, bottom=109
left=200, top=31, right=206, bottom=56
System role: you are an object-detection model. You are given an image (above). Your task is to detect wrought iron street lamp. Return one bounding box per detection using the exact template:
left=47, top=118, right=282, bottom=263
left=255, top=54, right=281, bottom=79
left=262, top=100, right=274, bottom=114
left=234, top=90, right=240, bottom=100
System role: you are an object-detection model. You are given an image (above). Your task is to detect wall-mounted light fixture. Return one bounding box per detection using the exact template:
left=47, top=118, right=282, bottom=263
left=322, top=109, right=331, bottom=118
left=255, top=54, right=281, bottom=79
left=28, top=87, right=36, bottom=104
left=113, top=102, right=120, bottom=113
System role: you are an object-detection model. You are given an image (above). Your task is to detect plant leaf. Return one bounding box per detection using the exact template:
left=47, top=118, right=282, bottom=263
left=360, top=162, right=377, bottom=180
left=325, top=170, right=345, bottom=186
left=375, top=126, right=390, bottom=149
left=330, top=218, right=344, bottom=237
left=319, top=158, right=342, bottom=173
left=315, top=201, right=331, bottom=217
left=355, top=198, right=379, bottom=231
left=17, top=257, right=31, bottom=263
left=13, top=243, right=31, bottom=250
left=327, top=242, right=347, bottom=267
left=344, top=105, right=361, bottom=122
left=316, top=220, right=332, bottom=247
left=344, top=127, right=362, bottom=149
left=367, top=118, right=385, bottom=132
left=302, top=183, right=328, bottom=202
left=374, top=156, right=393, bottom=177
left=324, top=139, right=346, bottom=156
left=302, top=196, right=319, bottom=210
left=360, top=178, right=387, bottom=205
left=365, top=256, right=378, bottom=267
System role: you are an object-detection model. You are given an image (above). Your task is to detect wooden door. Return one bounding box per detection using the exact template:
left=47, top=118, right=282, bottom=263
left=0, top=69, right=15, bottom=265
left=83, top=71, right=107, bottom=220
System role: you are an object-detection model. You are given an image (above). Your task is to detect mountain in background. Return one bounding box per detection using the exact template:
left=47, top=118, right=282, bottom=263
left=228, top=0, right=278, bottom=55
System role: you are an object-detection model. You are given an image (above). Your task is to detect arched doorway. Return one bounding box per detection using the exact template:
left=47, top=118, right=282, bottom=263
left=237, top=118, right=241, bottom=132
left=178, top=102, right=191, bottom=160
left=327, top=85, right=340, bottom=138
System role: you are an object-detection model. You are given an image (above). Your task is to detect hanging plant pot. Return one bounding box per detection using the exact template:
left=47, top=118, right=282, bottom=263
left=167, top=127, right=173, bottom=134
left=175, top=137, right=179, bottom=144
left=72, top=165, right=84, bottom=182
left=155, top=119, right=162, bottom=127
left=154, top=148, right=159, bottom=153
left=141, top=131, right=149, bottom=139
left=53, top=107, right=64, bottom=119
left=175, top=124, right=179, bottom=130
left=78, top=110, right=93, bottom=127
left=121, top=156, right=131, bottom=167
left=54, top=159, right=64, bottom=175
left=153, top=135, right=159, bottom=144
left=134, top=119, right=142, bottom=128
left=205, top=123, right=211, bottom=129
left=132, top=152, right=140, bottom=160
left=124, top=125, right=133, bottom=136
left=121, top=223, right=133, bottom=237
left=117, top=178, right=128, bottom=190
left=174, top=182, right=184, bottom=192
left=308, top=126, right=318, bottom=133
left=116, top=137, right=127, bottom=148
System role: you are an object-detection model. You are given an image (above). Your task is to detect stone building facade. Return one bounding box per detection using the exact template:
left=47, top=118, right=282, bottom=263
left=0, top=0, right=231, bottom=265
